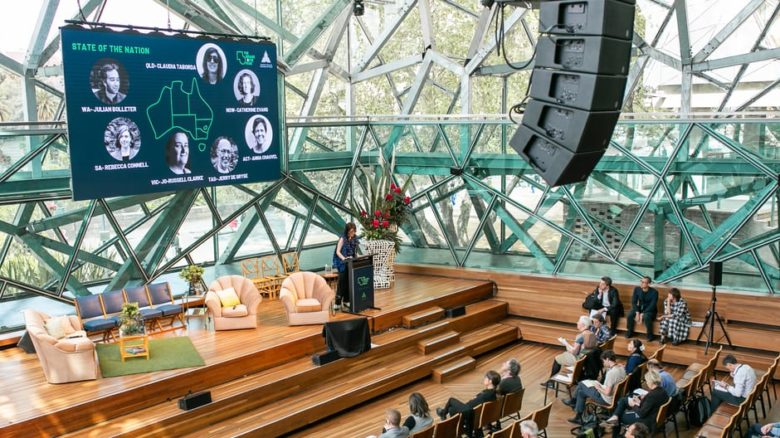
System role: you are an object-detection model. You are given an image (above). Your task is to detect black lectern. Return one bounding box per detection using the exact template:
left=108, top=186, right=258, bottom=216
left=347, top=255, right=374, bottom=313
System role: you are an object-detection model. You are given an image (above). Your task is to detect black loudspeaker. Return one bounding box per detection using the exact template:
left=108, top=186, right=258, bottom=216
left=445, top=306, right=466, bottom=318
left=17, top=331, right=35, bottom=353
left=511, top=0, right=635, bottom=187
left=709, top=261, right=723, bottom=287
left=312, top=350, right=340, bottom=366
left=178, top=391, right=212, bottom=411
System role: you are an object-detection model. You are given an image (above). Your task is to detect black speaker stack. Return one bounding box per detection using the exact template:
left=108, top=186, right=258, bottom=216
left=510, top=0, right=636, bottom=187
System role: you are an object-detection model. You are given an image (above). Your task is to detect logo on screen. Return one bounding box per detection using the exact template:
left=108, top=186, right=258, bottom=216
left=357, top=276, right=369, bottom=287
left=236, top=51, right=255, bottom=66
left=261, top=51, right=272, bottom=65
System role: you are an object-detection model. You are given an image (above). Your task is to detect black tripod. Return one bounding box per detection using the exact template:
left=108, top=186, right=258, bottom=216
left=696, top=284, right=733, bottom=354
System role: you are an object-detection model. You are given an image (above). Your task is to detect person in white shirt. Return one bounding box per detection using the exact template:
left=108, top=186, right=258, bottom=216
left=710, top=354, right=756, bottom=411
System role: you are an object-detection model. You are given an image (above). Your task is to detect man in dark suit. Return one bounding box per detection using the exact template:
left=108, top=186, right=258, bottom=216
left=625, top=276, right=659, bottom=342
left=583, top=276, right=624, bottom=335
left=437, top=370, right=501, bottom=434
left=498, top=358, right=523, bottom=395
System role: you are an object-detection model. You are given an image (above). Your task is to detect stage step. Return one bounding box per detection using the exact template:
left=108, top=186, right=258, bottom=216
left=403, top=306, right=445, bottom=329
left=417, top=331, right=460, bottom=355
left=432, top=356, right=476, bottom=383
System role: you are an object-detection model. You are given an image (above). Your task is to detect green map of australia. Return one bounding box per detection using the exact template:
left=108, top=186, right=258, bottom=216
left=146, top=78, right=214, bottom=142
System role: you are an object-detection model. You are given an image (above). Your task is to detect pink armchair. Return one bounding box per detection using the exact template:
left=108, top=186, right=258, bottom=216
left=204, top=275, right=262, bottom=330
left=279, top=271, right=335, bottom=325
left=23, top=309, right=97, bottom=384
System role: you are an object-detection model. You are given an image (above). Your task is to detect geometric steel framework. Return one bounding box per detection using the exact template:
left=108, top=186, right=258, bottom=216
left=0, top=0, right=778, bottom=332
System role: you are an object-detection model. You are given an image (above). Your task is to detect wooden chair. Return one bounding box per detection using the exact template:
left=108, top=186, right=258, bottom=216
left=260, top=255, right=287, bottom=299
left=240, top=258, right=275, bottom=299
left=500, top=388, right=524, bottom=421
left=678, top=369, right=705, bottom=429
left=473, top=399, right=501, bottom=437
left=654, top=397, right=677, bottom=438
left=753, top=371, right=770, bottom=419
left=598, top=334, right=616, bottom=351
left=763, top=356, right=778, bottom=409
left=146, top=283, right=185, bottom=331
left=530, top=402, right=553, bottom=438
left=281, top=251, right=300, bottom=274
left=432, top=412, right=461, bottom=438
left=74, top=294, right=118, bottom=342
left=650, top=344, right=666, bottom=363
left=409, top=423, right=434, bottom=438
left=544, top=356, right=586, bottom=404
left=583, top=376, right=629, bottom=423
left=488, top=422, right=512, bottom=438
left=123, top=285, right=164, bottom=333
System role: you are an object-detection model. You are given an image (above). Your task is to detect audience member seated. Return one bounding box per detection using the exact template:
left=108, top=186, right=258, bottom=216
left=498, top=358, right=523, bottom=395
left=625, top=338, right=647, bottom=392
left=583, top=276, right=623, bottom=335
left=368, top=408, right=409, bottom=438
left=625, top=276, right=658, bottom=342
left=658, top=287, right=691, bottom=345
left=279, top=271, right=335, bottom=325
left=436, top=370, right=501, bottom=434
left=205, top=275, right=262, bottom=330
left=519, top=419, right=539, bottom=438
left=23, top=309, right=97, bottom=384
left=646, top=359, right=676, bottom=397
left=590, top=314, right=612, bottom=344
left=602, top=370, right=669, bottom=436
left=710, top=354, right=756, bottom=412
left=402, top=392, right=433, bottom=433
left=749, top=421, right=780, bottom=438
left=624, top=422, right=650, bottom=438
left=564, top=350, right=626, bottom=425
left=547, top=315, right=597, bottom=380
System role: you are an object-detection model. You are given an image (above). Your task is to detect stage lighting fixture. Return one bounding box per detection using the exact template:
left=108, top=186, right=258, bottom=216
left=353, top=0, right=365, bottom=16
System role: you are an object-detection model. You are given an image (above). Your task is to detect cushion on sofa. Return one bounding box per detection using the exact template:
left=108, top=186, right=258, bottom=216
left=217, top=287, right=241, bottom=307
left=295, top=298, right=322, bottom=313
left=44, top=315, right=77, bottom=339
left=221, top=304, right=248, bottom=318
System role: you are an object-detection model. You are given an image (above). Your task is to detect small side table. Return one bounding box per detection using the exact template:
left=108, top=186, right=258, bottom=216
left=183, top=292, right=209, bottom=329
left=119, top=334, right=149, bottom=362
left=320, top=272, right=339, bottom=294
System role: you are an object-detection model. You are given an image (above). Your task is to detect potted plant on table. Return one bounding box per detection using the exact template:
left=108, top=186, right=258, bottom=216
left=351, top=153, right=412, bottom=288
left=179, top=264, right=205, bottom=296
left=119, top=302, right=145, bottom=336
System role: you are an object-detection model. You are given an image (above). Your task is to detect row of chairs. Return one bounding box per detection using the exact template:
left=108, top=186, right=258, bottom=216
left=696, top=352, right=779, bottom=438
left=74, top=283, right=183, bottom=341
left=240, top=252, right=300, bottom=300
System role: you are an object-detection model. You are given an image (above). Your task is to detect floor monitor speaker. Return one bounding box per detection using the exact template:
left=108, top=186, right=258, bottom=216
left=178, top=391, right=212, bottom=411
left=446, top=306, right=466, bottom=318
left=312, top=350, right=340, bottom=366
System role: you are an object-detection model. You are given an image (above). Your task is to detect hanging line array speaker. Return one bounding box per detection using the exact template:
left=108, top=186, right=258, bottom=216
left=509, top=0, right=636, bottom=187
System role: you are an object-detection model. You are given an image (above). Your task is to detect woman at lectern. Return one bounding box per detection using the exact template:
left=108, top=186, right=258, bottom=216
left=332, top=222, right=359, bottom=310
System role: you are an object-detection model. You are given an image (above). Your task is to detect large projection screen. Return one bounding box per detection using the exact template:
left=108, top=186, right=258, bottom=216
left=61, top=26, right=281, bottom=200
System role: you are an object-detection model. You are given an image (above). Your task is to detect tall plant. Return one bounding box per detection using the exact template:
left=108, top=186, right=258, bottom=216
left=350, top=152, right=412, bottom=251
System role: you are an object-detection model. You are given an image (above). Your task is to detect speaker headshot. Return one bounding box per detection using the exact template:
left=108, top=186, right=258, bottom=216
left=91, top=59, right=128, bottom=104
left=166, top=131, right=191, bottom=175
left=244, top=115, right=273, bottom=154
left=196, top=44, right=227, bottom=85
left=104, top=117, right=141, bottom=162
left=234, top=69, right=260, bottom=107
left=211, top=136, right=238, bottom=174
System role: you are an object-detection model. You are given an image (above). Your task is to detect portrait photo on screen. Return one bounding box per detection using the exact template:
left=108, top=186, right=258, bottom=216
left=166, top=131, right=191, bottom=175
left=233, top=69, right=260, bottom=107
left=211, top=136, right=238, bottom=174
left=104, top=117, right=141, bottom=161
left=90, top=59, right=129, bottom=104
left=245, top=115, right=273, bottom=154
left=196, top=43, right=227, bottom=85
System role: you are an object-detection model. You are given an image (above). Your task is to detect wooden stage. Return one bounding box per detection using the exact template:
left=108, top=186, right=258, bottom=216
left=0, top=272, right=497, bottom=437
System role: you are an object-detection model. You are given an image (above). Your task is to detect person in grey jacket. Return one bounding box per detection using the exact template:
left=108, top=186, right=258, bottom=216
left=368, top=409, right=409, bottom=438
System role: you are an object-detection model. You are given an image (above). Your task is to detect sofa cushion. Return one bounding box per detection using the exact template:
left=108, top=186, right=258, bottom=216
left=295, top=298, right=322, bottom=313
left=222, top=304, right=248, bottom=318
left=217, top=287, right=241, bottom=307
left=139, top=307, right=163, bottom=320
left=83, top=316, right=119, bottom=332
left=44, top=315, right=76, bottom=339
left=55, top=336, right=94, bottom=352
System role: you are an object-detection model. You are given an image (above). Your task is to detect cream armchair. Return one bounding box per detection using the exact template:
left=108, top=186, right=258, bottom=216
left=205, top=275, right=262, bottom=330
left=23, top=309, right=97, bottom=384
left=279, top=271, right=335, bottom=325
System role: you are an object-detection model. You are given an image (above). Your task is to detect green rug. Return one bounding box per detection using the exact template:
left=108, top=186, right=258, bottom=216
left=97, top=336, right=205, bottom=378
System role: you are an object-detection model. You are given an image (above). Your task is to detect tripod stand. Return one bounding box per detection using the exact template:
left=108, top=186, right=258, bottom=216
left=696, top=285, right=733, bottom=354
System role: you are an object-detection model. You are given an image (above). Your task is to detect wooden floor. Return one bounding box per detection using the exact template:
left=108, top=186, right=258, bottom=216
left=291, top=341, right=780, bottom=438
left=0, top=273, right=492, bottom=435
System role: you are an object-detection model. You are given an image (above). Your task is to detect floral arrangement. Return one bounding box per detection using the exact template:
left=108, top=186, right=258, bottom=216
left=119, top=302, right=144, bottom=336
left=351, top=154, right=412, bottom=251
left=179, top=264, right=204, bottom=284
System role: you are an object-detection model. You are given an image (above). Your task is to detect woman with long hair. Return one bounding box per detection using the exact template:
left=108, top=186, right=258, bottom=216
left=332, top=222, right=358, bottom=310
left=403, top=392, right=433, bottom=433
left=201, top=47, right=223, bottom=85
